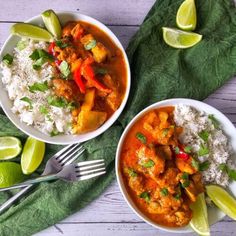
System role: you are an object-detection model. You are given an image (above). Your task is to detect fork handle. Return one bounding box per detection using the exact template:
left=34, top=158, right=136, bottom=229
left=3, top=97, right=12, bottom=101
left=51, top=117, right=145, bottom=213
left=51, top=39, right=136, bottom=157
left=0, top=185, right=33, bottom=214
left=0, top=174, right=58, bottom=192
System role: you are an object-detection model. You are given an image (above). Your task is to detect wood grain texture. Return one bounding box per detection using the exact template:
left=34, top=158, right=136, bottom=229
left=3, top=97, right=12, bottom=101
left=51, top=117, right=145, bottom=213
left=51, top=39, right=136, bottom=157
left=0, top=0, right=236, bottom=235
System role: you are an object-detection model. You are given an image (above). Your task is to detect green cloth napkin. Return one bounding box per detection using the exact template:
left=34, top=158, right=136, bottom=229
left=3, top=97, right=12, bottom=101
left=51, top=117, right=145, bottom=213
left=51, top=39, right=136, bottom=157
left=1, top=0, right=236, bottom=235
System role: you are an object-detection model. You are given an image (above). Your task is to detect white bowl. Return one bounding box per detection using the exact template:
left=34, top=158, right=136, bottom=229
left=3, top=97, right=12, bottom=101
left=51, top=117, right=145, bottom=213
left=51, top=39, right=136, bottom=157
left=0, top=12, right=131, bottom=144
left=116, top=98, right=236, bottom=233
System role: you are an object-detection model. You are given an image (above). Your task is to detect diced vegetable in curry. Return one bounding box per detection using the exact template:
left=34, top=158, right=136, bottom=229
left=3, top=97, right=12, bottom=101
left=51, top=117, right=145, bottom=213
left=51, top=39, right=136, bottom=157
left=121, top=107, right=204, bottom=227
left=48, top=21, right=127, bottom=134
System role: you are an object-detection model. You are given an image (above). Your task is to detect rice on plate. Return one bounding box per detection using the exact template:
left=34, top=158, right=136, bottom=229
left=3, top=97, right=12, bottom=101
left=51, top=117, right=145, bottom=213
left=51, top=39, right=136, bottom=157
left=0, top=39, right=72, bottom=136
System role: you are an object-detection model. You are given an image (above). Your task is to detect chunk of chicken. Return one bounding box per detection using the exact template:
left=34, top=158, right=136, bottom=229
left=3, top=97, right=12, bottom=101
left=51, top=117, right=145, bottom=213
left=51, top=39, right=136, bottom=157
left=181, top=180, right=198, bottom=202
left=136, top=145, right=165, bottom=180
left=80, top=34, right=95, bottom=46
left=62, top=22, right=77, bottom=37
left=175, top=156, right=198, bottom=175
left=192, top=172, right=205, bottom=193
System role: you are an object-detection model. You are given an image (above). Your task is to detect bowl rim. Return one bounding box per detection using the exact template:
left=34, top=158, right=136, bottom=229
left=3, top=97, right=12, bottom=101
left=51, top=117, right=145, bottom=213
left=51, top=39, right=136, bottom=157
left=115, top=98, right=236, bottom=233
left=0, top=11, right=131, bottom=144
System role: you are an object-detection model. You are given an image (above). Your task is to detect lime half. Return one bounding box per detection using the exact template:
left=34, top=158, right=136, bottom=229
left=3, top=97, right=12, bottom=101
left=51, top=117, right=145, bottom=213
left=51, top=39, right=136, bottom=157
left=176, top=0, right=197, bottom=31
left=21, top=137, right=45, bottom=175
left=0, top=162, right=24, bottom=187
left=11, top=23, right=53, bottom=42
left=206, top=185, right=236, bottom=220
left=41, top=9, right=62, bottom=39
left=0, top=136, right=22, bottom=160
left=190, top=193, right=210, bottom=236
left=162, top=27, right=202, bottom=49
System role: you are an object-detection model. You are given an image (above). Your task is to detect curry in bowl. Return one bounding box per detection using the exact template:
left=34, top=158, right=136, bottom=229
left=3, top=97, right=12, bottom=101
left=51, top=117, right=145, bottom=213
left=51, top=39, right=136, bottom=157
left=120, top=106, right=205, bottom=227
left=0, top=15, right=127, bottom=137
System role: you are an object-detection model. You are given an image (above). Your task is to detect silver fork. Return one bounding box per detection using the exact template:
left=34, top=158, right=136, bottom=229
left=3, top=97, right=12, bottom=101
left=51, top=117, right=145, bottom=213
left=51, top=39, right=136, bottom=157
left=0, top=143, right=85, bottom=213
left=0, top=159, right=106, bottom=191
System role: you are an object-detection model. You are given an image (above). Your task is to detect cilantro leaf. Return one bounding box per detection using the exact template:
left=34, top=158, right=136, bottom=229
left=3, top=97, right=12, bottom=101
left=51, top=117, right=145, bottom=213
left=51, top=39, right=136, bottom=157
left=174, top=146, right=180, bottom=154
left=55, top=40, right=69, bottom=49
left=181, top=180, right=190, bottom=188
left=127, top=168, right=138, bottom=177
left=136, top=132, right=146, bottom=144
left=139, top=192, right=150, bottom=202
left=29, top=81, right=48, bottom=93
left=50, top=129, right=62, bottom=137
left=84, top=39, right=97, bottom=50
left=2, top=53, right=13, bottom=65
left=20, top=97, right=33, bottom=109
left=191, top=159, right=199, bottom=170
left=39, top=105, right=49, bottom=115
left=208, top=114, right=220, bottom=129
left=47, top=96, right=68, bottom=108
left=198, top=130, right=209, bottom=142
left=228, top=169, right=236, bottom=181
left=184, top=146, right=192, bottom=153
left=160, top=188, right=168, bottom=196
left=142, top=159, right=155, bottom=168
left=218, top=163, right=228, bottom=172
left=198, top=144, right=209, bottom=156
left=181, top=172, right=189, bottom=180
left=174, top=193, right=181, bottom=200
left=199, top=161, right=210, bottom=171
left=59, top=61, right=70, bottom=78
left=17, top=40, right=27, bottom=51
left=162, top=128, right=169, bottom=137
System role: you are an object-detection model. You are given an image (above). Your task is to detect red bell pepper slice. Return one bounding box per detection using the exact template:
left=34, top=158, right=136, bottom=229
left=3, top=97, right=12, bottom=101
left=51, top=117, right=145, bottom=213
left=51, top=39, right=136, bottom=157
left=174, top=146, right=190, bottom=161
left=48, top=42, right=55, bottom=55
left=81, top=58, right=112, bottom=93
left=73, top=67, right=86, bottom=94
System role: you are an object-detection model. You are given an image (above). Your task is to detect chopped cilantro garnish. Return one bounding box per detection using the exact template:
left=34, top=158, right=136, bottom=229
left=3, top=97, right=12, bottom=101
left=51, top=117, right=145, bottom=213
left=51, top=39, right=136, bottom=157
left=218, top=163, right=228, bottom=172
left=174, top=193, right=181, bottom=200
left=50, top=129, right=62, bottom=137
left=181, top=172, right=189, bottom=180
left=228, top=169, right=236, bottom=181
left=199, top=161, right=210, bottom=171
left=127, top=168, right=138, bottom=177
left=39, top=105, right=49, bottom=115
left=136, top=132, right=147, bottom=144
left=184, top=146, right=192, bottom=153
left=95, top=68, right=108, bottom=75
left=84, top=39, right=97, bottom=50
left=198, top=130, right=209, bottom=142
left=2, top=53, right=13, bottom=65
left=139, top=192, right=150, bottom=202
left=142, top=159, right=155, bottom=168
left=20, top=97, right=33, bottom=109
left=29, top=81, right=48, bottom=93
left=47, top=96, right=67, bottom=108
left=191, top=159, right=199, bottom=170
left=181, top=180, right=190, bottom=188
left=174, top=146, right=180, bottom=154
left=59, top=61, right=70, bottom=78
left=160, top=188, right=168, bottom=196
left=17, top=40, right=27, bottom=51
left=55, top=40, right=69, bottom=49
left=208, top=114, right=220, bottom=129
left=198, top=144, right=209, bottom=156
left=162, top=128, right=169, bottom=137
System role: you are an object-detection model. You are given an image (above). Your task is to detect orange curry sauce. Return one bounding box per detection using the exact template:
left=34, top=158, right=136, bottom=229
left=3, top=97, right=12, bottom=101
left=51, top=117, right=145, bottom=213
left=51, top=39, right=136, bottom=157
left=120, top=107, right=204, bottom=227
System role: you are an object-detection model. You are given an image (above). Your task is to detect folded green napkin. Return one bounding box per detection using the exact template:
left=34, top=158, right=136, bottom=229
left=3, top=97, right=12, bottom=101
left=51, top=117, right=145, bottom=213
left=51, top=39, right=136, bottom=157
left=1, top=0, right=236, bottom=235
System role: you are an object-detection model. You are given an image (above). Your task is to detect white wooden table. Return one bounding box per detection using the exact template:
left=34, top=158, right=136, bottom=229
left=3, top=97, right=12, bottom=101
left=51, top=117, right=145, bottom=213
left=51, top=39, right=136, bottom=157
left=1, top=0, right=236, bottom=235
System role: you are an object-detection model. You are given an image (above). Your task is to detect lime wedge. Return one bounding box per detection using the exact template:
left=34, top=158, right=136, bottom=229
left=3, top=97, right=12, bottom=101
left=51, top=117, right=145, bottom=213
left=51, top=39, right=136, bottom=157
left=206, top=185, right=236, bottom=220
left=21, top=137, right=45, bottom=175
left=162, top=27, right=202, bottom=49
left=0, top=162, right=25, bottom=187
left=11, top=23, right=53, bottom=42
left=190, top=193, right=210, bottom=236
left=41, top=9, right=62, bottom=39
left=0, top=136, right=22, bottom=160
left=176, top=0, right=197, bottom=31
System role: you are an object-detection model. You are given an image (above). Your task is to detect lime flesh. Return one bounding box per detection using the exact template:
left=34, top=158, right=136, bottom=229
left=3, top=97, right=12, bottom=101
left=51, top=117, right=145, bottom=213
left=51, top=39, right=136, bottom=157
left=11, top=23, right=53, bottom=42
left=0, top=162, right=24, bottom=187
left=41, top=9, right=62, bottom=39
left=176, top=0, right=197, bottom=31
left=190, top=193, right=210, bottom=236
left=21, top=137, right=45, bottom=175
left=162, top=27, right=202, bottom=49
left=0, top=136, right=22, bottom=160
left=206, top=185, right=236, bottom=220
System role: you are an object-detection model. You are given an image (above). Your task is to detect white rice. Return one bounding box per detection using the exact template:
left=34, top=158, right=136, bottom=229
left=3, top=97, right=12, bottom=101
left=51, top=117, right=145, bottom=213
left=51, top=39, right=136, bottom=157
left=0, top=39, right=72, bottom=135
left=174, top=104, right=234, bottom=187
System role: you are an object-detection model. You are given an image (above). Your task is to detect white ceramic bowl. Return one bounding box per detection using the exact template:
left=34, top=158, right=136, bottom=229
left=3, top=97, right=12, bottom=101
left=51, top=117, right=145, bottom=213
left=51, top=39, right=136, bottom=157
left=116, top=98, right=236, bottom=233
left=0, top=12, right=130, bottom=144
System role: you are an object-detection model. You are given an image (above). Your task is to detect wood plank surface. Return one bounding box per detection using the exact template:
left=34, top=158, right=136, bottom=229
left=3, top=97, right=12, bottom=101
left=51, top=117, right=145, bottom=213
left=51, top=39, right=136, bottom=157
left=0, top=0, right=236, bottom=235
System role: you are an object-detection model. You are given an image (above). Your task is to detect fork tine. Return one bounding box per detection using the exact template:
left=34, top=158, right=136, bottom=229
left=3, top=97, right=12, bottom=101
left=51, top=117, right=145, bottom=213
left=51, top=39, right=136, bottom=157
left=57, top=143, right=80, bottom=161
left=60, top=146, right=85, bottom=165
left=77, top=167, right=106, bottom=176
left=76, top=159, right=104, bottom=167
left=53, top=144, right=76, bottom=160
left=77, top=171, right=106, bottom=181
left=62, top=147, right=85, bottom=166
left=77, top=163, right=104, bottom=171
